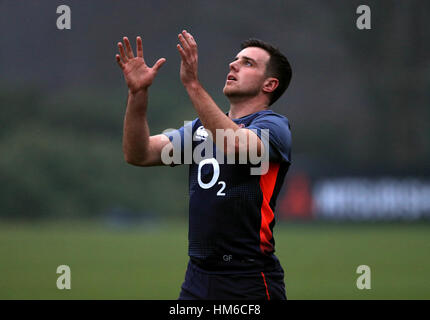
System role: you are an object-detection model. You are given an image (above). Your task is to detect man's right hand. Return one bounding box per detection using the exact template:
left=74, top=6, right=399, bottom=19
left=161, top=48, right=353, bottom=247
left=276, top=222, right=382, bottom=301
left=116, top=36, right=166, bottom=94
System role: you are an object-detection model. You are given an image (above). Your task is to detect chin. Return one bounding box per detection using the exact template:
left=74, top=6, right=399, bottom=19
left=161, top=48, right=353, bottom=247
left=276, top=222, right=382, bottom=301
left=223, top=86, right=237, bottom=97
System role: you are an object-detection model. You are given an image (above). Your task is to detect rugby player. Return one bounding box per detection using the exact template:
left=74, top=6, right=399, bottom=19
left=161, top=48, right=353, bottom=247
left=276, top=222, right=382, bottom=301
left=116, top=30, right=292, bottom=299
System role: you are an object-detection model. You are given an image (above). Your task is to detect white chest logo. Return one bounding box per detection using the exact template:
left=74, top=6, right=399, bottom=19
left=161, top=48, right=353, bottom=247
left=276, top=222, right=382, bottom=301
left=195, top=126, right=208, bottom=141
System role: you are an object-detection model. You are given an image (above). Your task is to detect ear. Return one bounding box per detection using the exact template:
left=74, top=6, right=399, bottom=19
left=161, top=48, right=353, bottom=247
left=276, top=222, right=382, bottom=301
left=262, top=77, right=279, bottom=94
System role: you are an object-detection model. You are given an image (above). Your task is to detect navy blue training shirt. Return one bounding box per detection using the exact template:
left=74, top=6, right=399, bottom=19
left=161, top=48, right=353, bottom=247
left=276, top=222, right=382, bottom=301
left=164, top=109, right=292, bottom=272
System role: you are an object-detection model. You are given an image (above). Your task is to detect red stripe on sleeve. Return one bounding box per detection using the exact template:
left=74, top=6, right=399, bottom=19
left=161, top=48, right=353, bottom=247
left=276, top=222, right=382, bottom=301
left=259, top=162, right=280, bottom=254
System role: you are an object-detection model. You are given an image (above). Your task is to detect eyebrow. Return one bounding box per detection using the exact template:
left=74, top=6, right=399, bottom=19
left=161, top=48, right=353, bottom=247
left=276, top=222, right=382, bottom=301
left=234, top=55, right=258, bottom=65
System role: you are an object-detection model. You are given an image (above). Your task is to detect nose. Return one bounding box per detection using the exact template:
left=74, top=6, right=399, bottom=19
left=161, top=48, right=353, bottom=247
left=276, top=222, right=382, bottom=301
left=229, top=60, right=239, bottom=72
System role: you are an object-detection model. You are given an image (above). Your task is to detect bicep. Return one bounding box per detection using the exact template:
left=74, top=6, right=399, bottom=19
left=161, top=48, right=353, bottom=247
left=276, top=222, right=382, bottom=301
left=131, top=134, right=173, bottom=167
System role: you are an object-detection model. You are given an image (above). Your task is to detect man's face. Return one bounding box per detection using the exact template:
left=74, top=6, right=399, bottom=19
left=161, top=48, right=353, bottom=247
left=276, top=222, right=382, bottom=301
left=223, top=47, right=270, bottom=100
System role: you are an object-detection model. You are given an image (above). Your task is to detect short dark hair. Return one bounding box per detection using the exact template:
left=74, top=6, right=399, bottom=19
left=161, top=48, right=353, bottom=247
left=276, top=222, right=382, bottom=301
left=240, top=39, right=292, bottom=106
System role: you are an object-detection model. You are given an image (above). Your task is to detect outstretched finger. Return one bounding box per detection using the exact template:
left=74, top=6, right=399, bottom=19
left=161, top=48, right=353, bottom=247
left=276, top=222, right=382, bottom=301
left=178, top=33, right=190, bottom=52
left=123, top=37, right=134, bottom=59
left=177, top=44, right=186, bottom=61
left=183, top=30, right=196, bottom=48
left=115, top=54, right=124, bottom=69
left=118, top=42, right=128, bottom=63
left=152, top=58, right=166, bottom=72
left=136, top=36, right=144, bottom=60
left=188, top=33, right=198, bottom=49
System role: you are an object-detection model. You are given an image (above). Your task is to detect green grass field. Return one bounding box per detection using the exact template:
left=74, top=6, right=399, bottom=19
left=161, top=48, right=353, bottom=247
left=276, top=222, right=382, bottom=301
left=0, top=220, right=429, bottom=299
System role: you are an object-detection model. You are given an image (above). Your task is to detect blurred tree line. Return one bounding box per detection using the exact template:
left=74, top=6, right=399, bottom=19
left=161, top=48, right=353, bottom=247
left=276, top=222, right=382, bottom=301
left=0, top=85, right=191, bottom=219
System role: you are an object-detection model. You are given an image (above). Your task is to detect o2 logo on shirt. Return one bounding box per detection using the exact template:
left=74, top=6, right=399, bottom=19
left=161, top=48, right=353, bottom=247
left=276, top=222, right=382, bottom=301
left=197, top=158, right=226, bottom=196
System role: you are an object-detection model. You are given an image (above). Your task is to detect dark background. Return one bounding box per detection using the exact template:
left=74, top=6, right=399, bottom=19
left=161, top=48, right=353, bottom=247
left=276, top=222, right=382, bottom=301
left=1, top=0, right=429, bottom=219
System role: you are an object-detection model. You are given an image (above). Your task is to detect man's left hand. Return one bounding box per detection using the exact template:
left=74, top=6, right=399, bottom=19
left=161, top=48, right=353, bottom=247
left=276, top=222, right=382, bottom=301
left=177, top=30, right=199, bottom=87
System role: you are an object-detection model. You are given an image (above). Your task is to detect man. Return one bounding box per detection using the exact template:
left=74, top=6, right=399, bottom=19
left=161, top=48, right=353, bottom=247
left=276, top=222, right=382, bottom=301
left=115, top=30, right=292, bottom=300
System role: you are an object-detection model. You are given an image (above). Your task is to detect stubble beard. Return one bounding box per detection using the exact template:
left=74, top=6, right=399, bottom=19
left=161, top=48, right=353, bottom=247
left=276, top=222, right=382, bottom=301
left=223, top=84, right=260, bottom=101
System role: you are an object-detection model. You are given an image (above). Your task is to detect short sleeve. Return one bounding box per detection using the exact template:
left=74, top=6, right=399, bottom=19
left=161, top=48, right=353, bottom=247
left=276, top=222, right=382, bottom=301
left=162, top=119, right=197, bottom=165
left=247, top=113, right=292, bottom=164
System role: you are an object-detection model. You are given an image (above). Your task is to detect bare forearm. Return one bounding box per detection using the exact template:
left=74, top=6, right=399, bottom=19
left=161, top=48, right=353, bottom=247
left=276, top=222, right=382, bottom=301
left=122, top=89, right=151, bottom=163
left=177, top=30, right=262, bottom=157
left=185, top=82, right=239, bottom=141
left=185, top=82, right=262, bottom=158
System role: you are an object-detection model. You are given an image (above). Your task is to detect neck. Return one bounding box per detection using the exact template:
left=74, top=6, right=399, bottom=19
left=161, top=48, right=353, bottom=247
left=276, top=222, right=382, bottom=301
left=227, top=95, right=269, bottom=119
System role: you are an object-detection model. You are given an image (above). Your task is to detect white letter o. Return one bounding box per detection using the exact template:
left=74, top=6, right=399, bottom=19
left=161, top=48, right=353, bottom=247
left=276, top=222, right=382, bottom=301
left=197, top=158, right=219, bottom=189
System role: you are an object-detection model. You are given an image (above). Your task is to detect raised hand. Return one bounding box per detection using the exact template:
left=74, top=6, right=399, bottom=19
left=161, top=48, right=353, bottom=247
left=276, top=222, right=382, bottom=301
left=177, top=30, right=199, bottom=87
left=116, top=36, right=166, bottom=93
